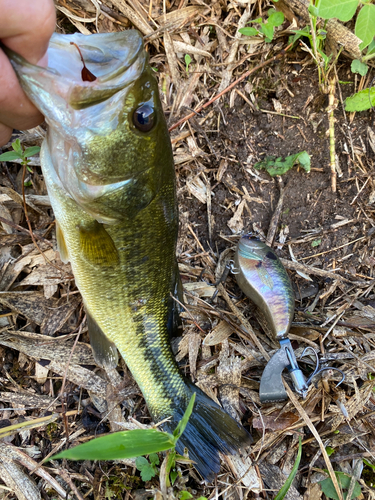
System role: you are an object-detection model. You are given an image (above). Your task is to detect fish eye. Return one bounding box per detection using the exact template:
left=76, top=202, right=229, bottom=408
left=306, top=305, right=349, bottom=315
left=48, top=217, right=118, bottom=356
left=132, top=103, right=155, bottom=132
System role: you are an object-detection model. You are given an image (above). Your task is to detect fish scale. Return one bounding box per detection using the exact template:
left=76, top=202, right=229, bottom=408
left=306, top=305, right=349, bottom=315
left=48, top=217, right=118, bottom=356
left=45, top=147, right=185, bottom=416
left=5, top=30, right=252, bottom=480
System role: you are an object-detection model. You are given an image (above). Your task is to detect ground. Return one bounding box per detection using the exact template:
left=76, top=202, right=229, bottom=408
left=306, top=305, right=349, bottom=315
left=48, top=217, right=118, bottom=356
left=0, top=1, right=374, bottom=499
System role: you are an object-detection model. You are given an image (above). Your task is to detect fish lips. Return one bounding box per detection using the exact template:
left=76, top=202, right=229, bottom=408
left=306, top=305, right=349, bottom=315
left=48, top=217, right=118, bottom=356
left=4, top=30, right=147, bottom=117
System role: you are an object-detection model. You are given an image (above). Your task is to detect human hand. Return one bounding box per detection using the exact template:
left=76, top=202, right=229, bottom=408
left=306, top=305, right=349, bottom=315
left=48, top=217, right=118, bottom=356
left=0, top=0, right=56, bottom=146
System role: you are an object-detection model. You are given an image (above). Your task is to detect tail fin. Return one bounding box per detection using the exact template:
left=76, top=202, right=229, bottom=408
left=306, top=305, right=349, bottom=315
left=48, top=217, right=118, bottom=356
left=162, top=382, right=252, bottom=481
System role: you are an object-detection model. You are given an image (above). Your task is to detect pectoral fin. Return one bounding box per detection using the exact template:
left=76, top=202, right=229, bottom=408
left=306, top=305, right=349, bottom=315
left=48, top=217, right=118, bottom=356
left=78, top=220, right=119, bottom=266
left=55, top=221, right=70, bottom=264
left=86, top=310, right=119, bottom=369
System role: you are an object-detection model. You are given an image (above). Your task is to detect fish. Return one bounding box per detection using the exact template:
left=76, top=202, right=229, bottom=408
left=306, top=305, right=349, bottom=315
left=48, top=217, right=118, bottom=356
left=4, top=30, right=252, bottom=480
left=234, top=234, right=295, bottom=341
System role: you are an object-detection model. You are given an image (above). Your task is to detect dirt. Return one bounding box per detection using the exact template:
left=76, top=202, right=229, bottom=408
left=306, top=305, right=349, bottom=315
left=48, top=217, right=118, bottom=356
left=177, top=55, right=374, bottom=275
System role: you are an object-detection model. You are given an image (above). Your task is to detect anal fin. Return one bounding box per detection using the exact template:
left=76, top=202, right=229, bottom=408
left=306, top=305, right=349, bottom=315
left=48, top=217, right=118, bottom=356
left=55, top=221, right=70, bottom=263
left=86, top=310, right=119, bottom=369
left=78, top=220, right=119, bottom=267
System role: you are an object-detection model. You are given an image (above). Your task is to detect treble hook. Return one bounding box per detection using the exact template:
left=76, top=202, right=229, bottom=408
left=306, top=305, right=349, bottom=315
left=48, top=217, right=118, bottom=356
left=207, top=261, right=240, bottom=301
left=299, top=346, right=320, bottom=380
left=306, top=367, right=346, bottom=388
left=299, top=346, right=345, bottom=388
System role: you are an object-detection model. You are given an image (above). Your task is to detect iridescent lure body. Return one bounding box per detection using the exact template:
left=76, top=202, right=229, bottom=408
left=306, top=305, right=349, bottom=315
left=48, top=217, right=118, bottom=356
left=234, top=234, right=308, bottom=402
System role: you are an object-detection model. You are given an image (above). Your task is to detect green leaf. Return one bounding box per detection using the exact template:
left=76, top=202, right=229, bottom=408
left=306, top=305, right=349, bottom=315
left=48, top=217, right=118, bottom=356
left=51, top=429, right=175, bottom=461
left=311, top=239, right=322, bottom=248
left=319, top=471, right=361, bottom=499
left=179, top=492, right=193, bottom=500
left=363, top=459, right=375, bottom=471
left=149, top=453, right=159, bottom=466
left=274, top=437, right=302, bottom=500
left=268, top=10, right=284, bottom=27
left=316, top=0, right=358, bottom=22
left=351, top=59, right=368, bottom=76
left=170, top=469, right=178, bottom=485
left=254, top=151, right=310, bottom=177
left=23, top=146, right=41, bottom=158
left=165, top=450, right=177, bottom=487
left=136, top=456, right=158, bottom=482
left=184, top=54, right=192, bottom=74
left=325, top=446, right=335, bottom=456
left=367, top=39, right=375, bottom=56
left=239, top=27, right=259, bottom=37
left=173, top=393, right=195, bottom=442
left=250, top=17, right=262, bottom=23
left=12, top=139, right=23, bottom=156
left=345, top=87, right=375, bottom=112
left=356, top=4, right=375, bottom=51
left=308, top=4, right=319, bottom=17
left=0, top=151, right=23, bottom=161
left=260, top=23, right=275, bottom=41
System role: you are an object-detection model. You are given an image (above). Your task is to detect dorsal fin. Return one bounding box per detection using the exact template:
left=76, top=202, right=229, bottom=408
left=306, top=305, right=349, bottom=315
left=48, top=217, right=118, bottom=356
left=86, top=310, right=119, bottom=369
left=78, top=220, right=119, bottom=267
left=55, top=221, right=70, bottom=263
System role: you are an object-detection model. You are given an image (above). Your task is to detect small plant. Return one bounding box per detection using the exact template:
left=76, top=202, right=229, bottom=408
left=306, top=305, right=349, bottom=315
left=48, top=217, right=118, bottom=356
left=52, top=394, right=195, bottom=462
left=274, top=437, right=302, bottom=500
left=311, top=239, right=322, bottom=248
left=254, top=151, right=311, bottom=177
left=319, top=470, right=361, bottom=499
left=290, top=0, right=375, bottom=109
left=239, top=8, right=285, bottom=43
left=184, top=54, right=192, bottom=75
left=0, top=138, right=40, bottom=177
left=136, top=453, right=160, bottom=481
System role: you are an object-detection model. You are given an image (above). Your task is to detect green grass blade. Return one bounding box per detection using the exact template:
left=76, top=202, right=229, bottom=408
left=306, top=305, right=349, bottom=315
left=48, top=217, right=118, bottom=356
left=173, top=393, right=196, bottom=442
left=51, top=429, right=175, bottom=461
left=274, top=437, right=302, bottom=500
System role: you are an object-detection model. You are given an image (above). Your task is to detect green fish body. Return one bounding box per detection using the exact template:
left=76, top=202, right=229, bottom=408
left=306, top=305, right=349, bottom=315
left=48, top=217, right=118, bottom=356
left=234, top=235, right=295, bottom=340
left=6, top=31, right=251, bottom=479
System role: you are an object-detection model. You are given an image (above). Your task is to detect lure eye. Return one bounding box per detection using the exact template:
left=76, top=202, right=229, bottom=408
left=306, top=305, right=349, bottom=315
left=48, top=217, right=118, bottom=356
left=132, top=103, right=155, bottom=132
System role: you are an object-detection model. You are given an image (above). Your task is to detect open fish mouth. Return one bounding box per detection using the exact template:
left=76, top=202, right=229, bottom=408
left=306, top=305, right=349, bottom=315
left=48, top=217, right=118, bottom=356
left=5, top=31, right=146, bottom=111
left=6, top=31, right=157, bottom=222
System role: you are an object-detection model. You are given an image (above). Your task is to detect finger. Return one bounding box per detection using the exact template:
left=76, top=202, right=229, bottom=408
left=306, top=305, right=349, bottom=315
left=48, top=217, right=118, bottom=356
left=0, top=0, right=56, bottom=64
left=0, top=49, right=44, bottom=130
left=0, top=122, right=13, bottom=148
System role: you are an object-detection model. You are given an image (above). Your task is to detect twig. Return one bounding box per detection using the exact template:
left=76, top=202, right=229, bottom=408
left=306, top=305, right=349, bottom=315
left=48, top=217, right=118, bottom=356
left=169, top=42, right=293, bottom=132
left=327, top=75, right=338, bottom=192
left=217, top=283, right=270, bottom=361
left=21, top=165, right=67, bottom=275
left=0, top=215, right=52, bottom=246
left=283, top=380, right=344, bottom=500
left=266, top=177, right=284, bottom=247
left=59, top=318, right=85, bottom=443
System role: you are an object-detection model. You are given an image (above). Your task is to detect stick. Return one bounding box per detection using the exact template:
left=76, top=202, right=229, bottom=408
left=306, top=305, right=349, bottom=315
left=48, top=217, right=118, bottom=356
left=169, top=42, right=293, bottom=132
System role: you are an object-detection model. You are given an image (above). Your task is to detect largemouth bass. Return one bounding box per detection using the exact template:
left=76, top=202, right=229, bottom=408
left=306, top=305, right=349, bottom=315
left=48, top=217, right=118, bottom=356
left=5, top=31, right=251, bottom=480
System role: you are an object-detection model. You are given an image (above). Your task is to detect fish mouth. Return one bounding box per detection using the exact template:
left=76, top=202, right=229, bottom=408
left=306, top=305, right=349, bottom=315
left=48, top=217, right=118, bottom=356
left=4, top=30, right=146, bottom=111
